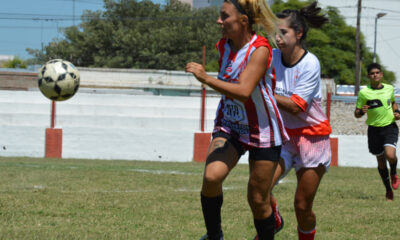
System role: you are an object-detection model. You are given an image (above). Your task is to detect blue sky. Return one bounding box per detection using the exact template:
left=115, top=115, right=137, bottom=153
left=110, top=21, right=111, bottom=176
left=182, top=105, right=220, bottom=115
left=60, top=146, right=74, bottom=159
left=2, top=0, right=400, bottom=85
left=317, top=0, right=400, bottom=86
left=0, top=0, right=165, bottom=59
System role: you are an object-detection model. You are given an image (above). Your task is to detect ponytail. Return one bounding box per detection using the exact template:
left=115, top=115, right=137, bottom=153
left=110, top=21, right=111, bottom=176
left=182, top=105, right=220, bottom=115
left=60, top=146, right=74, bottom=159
left=276, top=1, right=328, bottom=42
left=300, top=1, right=328, bottom=28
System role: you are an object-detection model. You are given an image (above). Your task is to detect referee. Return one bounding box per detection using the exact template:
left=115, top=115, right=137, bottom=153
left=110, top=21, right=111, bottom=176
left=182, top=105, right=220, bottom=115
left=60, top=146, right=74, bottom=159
left=355, top=63, right=400, bottom=201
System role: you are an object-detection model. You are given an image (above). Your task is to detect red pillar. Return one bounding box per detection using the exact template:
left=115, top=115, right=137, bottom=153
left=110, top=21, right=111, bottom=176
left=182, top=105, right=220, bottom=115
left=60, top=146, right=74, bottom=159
left=193, top=132, right=211, bottom=162
left=45, top=100, right=62, bottom=158
left=330, top=137, right=338, bottom=167
left=45, top=128, right=62, bottom=158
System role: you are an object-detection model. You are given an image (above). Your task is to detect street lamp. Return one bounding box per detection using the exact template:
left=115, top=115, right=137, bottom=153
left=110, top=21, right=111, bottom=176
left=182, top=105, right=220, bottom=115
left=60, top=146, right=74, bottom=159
left=373, top=12, right=387, bottom=62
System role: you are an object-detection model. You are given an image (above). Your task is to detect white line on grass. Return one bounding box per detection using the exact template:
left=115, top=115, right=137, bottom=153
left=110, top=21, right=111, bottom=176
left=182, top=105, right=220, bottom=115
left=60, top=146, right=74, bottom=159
left=128, top=168, right=200, bottom=175
left=4, top=185, right=244, bottom=193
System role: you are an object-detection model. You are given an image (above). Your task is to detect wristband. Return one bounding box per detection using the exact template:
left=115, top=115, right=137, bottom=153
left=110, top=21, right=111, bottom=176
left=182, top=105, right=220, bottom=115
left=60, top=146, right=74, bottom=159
left=357, top=109, right=365, bottom=116
left=395, top=109, right=400, bottom=114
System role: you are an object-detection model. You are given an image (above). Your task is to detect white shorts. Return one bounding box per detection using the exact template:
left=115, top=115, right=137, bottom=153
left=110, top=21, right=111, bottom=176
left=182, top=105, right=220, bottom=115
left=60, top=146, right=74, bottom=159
left=280, top=135, right=331, bottom=179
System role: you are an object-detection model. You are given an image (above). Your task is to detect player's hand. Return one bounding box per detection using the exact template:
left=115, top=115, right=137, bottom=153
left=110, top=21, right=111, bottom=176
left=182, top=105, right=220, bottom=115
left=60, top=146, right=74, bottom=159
left=361, top=105, right=369, bottom=114
left=185, top=62, right=208, bottom=84
left=355, top=105, right=369, bottom=118
left=394, top=110, right=400, bottom=120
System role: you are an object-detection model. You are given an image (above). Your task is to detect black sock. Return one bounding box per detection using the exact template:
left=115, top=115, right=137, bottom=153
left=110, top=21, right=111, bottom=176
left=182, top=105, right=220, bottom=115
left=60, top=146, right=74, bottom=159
left=390, top=162, right=397, bottom=176
left=378, top=168, right=392, bottom=192
left=201, top=193, right=223, bottom=240
left=254, top=213, right=275, bottom=240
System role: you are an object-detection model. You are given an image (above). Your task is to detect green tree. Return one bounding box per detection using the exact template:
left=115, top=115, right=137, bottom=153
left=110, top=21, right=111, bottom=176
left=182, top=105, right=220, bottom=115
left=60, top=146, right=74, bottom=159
left=27, top=0, right=220, bottom=71
left=27, top=0, right=395, bottom=85
left=2, top=57, right=27, bottom=69
left=272, top=0, right=395, bottom=85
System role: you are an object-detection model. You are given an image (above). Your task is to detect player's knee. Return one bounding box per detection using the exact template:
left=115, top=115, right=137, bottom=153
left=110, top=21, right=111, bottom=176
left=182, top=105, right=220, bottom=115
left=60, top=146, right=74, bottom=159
left=385, top=154, right=397, bottom=163
left=294, top=197, right=312, bottom=214
left=248, top=192, right=267, bottom=205
left=248, top=187, right=269, bottom=207
left=203, top=171, right=225, bottom=186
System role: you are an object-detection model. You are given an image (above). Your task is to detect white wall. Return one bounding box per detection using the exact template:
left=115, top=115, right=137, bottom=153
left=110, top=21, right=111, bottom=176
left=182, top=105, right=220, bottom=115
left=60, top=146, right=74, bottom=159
left=0, top=89, right=392, bottom=168
left=76, top=67, right=332, bottom=100
left=0, top=89, right=219, bottom=162
left=78, top=67, right=216, bottom=89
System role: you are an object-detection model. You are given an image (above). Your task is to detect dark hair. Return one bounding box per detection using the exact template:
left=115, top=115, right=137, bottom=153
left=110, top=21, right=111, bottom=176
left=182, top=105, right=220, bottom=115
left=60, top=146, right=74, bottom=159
left=276, top=1, right=328, bottom=42
left=367, top=63, right=382, bottom=73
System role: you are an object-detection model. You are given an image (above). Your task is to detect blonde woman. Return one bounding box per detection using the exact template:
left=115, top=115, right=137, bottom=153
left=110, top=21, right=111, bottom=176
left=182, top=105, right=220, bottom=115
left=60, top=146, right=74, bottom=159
left=185, top=0, right=287, bottom=239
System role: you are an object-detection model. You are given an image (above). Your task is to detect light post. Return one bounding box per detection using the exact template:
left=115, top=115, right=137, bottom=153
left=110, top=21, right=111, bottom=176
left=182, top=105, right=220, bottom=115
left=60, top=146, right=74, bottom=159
left=373, top=12, right=387, bottom=62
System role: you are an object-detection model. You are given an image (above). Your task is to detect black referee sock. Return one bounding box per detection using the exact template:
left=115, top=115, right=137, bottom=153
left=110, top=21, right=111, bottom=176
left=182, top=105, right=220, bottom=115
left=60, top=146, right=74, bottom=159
left=378, top=168, right=392, bottom=192
left=254, top=213, right=275, bottom=240
left=390, top=162, right=397, bottom=176
left=201, top=193, right=224, bottom=240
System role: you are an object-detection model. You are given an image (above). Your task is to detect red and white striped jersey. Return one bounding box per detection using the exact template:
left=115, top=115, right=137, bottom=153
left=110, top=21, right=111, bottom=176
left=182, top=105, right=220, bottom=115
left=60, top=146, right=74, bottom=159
left=272, top=49, right=331, bottom=136
left=213, top=34, right=289, bottom=148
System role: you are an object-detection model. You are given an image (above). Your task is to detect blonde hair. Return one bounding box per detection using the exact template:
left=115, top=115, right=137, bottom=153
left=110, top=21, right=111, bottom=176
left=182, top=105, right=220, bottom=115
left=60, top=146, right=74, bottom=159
left=238, top=0, right=279, bottom=41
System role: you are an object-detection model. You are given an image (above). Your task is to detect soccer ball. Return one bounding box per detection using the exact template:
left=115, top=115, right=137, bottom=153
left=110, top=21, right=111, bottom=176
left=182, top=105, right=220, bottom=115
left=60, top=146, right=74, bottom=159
left=38, top=59, right=80, bottom=101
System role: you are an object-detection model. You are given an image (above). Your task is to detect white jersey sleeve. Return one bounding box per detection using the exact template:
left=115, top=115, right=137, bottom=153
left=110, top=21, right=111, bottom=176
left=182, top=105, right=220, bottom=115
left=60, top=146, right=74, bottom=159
left=292, top=56, right=321, bottom=110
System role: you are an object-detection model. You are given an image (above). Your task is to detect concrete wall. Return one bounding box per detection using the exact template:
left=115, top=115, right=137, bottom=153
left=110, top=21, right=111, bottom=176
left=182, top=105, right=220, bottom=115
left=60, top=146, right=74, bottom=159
left=0, top=89, right=220, bottom=162
left=0, top=71, right=37, bottom=90
left=0, top=67, right=333, bottom=99
left=77, top=67, right=333, bottom=100
left=0, top=89, right=395, bottom=168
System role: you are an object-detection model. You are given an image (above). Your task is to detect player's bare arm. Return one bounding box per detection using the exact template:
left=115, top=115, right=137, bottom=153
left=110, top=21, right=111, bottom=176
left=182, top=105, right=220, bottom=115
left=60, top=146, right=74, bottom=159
left=185, top=47, right=269, bottom=103
left=274, top=94, right=302, bottom=114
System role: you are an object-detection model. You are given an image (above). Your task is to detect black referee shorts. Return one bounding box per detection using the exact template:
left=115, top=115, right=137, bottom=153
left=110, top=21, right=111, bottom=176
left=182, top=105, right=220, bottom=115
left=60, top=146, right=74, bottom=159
left=367, top=122, right=399, bottom=155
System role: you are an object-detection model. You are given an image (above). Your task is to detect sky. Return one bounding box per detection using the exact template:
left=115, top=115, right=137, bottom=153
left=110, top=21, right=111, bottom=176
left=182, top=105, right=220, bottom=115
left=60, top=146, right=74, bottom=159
left=1, top=0, right=400, bottom=85
left=317, top=0, right=400, bottom=86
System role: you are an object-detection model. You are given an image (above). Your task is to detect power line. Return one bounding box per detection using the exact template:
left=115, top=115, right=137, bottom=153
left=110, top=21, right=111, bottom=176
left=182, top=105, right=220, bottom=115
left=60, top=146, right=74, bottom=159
left=50, top=0, right=103, bottom=5
left=0, top=25, right=63, bottom=29
left=383, top=35, right=400, bottom=42
left=343, top=15, right=400, bottom=18
left=379, top=32, right=400, bottom=59
left=331, top=5, right=400, bottom=14
left=0, top=14, right=213, bottom=22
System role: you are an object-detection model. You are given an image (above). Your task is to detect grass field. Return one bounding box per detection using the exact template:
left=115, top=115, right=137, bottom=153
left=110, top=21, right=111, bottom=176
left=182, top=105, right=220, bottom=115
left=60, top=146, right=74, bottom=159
left=0, top=157, right=399, bottom=240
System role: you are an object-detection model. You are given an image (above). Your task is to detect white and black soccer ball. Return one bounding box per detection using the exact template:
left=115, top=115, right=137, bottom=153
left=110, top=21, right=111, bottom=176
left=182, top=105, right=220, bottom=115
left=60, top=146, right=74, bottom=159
left=38, top=59, right=80, bottom=101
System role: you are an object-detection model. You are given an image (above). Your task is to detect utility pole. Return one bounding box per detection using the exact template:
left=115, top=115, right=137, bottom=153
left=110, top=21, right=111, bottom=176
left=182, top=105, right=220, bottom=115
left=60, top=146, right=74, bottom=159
left=354, top=0, right=362, bottom=96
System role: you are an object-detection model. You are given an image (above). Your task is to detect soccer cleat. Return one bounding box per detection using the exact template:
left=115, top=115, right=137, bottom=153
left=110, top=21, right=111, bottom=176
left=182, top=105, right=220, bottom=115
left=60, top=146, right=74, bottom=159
left=275, top=214, right=284, bottom=233
left=273, top=205, right=284, bottom=234
left=391, top=174, right=399, bottom=190
left=386, top=191, right=394, bottom=201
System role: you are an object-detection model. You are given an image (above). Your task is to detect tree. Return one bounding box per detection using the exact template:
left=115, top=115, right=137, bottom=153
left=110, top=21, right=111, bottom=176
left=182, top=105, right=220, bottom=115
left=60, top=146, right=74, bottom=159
left=27, top=0, right=220, bottom=71
left=27, top=0, right=395, bottom=85
left=272, top=0, right=395, bottom=85
left=2, top=57, right=27, bottom=69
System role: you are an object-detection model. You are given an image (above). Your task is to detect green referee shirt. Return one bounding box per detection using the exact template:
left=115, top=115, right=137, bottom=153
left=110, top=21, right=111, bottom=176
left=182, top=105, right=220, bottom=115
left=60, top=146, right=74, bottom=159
left=356, top=83, right=395, bottom=127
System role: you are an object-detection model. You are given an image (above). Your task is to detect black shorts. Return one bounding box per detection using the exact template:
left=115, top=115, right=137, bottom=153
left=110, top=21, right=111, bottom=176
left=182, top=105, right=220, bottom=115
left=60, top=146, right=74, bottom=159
left=367, top=122, right=399, bottom=155
left=212, top=131, right=281, bottom=162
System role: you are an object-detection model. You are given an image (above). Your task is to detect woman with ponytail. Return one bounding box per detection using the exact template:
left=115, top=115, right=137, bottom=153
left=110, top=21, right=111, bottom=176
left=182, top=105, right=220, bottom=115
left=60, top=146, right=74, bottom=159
left=186, top=0, right=288, bottom=239
left=265, top=2, right=332, bottom=240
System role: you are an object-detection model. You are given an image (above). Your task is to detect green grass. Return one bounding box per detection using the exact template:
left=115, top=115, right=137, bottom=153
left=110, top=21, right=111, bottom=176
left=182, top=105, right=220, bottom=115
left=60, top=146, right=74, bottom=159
left=0, top=157, right=399, bottom=240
